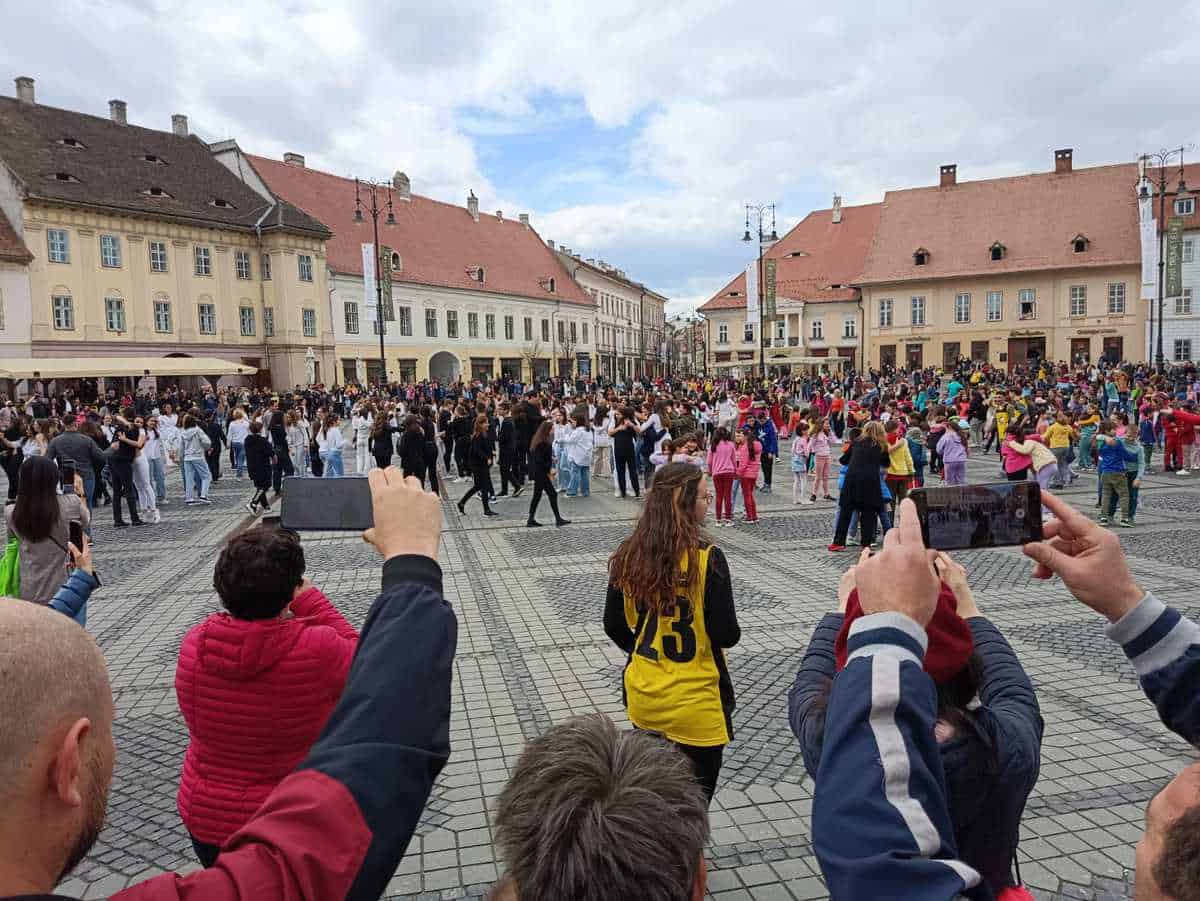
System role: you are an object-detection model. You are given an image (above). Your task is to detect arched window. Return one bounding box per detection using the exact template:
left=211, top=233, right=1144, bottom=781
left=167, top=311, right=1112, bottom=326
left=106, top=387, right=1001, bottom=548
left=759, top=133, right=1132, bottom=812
left=391, top=251, right=401, bottom=271
left=913, top=248, right=929, bottom=266
left=1072, top=234, right=1089, bottom=254
left=989, top=242, right=1005, bottom=261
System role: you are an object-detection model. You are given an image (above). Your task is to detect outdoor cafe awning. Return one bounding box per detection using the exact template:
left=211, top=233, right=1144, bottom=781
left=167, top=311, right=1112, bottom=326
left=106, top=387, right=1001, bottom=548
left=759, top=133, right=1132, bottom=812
left=0, top=356, right=257, bottom=379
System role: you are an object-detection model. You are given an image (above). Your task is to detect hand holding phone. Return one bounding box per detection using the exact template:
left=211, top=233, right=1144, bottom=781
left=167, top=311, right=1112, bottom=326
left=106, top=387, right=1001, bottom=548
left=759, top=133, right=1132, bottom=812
left=909, top=482, right=1043, bottom=550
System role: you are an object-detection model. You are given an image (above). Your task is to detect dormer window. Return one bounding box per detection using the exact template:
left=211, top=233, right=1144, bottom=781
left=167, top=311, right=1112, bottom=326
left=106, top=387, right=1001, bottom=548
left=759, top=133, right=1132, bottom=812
left=548, top=277, right=555, bottom=293
left=50, top=172, right=79, bottom=183
left=143, top=186, right=173, bottom=199
left=989, top=242, right=1005, bottom=261
left=468, top=266, right=485, bottom=283
left=787, top=250, right=808, bottom=258
left=141, top=153, right=166, bottom=164
left=209, top=197, right=235, bottom=209
left=1176, top=197, right=1196, bottom=216
left=58, top=137, right=86, bottom=149
left=726, top=290, right=742, bottom=297
left=1072, top=234, right=1089, bottom=254
left=391, top=252, right=401, bottom=271
left=913, top=248, right=929, bottom=266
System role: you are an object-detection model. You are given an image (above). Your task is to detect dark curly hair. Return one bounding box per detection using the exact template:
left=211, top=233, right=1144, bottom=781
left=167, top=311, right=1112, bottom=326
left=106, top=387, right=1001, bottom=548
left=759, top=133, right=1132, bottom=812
left=213, top=526, right=306, bottom=620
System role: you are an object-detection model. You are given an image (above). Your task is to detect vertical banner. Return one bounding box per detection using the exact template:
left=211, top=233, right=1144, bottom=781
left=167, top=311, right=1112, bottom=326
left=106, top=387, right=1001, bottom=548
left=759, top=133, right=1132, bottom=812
left=377, top=245, right=393, bottom=319
left=764, top=258, right=777, bottom=319
left=1166, top=218, right=1184, bottom=299
left=745, top=261, right=759, bottom=326
left=361, top=243, right=377, bottom=319
left=1139, top=183, right=1157, bottom=300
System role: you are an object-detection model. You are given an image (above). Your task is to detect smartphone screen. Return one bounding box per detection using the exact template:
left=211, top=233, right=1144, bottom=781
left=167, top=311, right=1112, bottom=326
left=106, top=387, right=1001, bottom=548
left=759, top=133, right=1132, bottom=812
left=280, top=477, right=373, bottom=531
left=68, top=519, right=84, bottom=550
left=909, top=482, right=1043, bottom=550
left=60, top=462, right=76, bottom=488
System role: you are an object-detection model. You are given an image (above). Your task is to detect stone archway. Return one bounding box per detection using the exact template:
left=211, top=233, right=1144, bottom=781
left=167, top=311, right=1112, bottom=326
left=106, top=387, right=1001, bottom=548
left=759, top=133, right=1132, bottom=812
left=429, top=350, right=461, bottom=383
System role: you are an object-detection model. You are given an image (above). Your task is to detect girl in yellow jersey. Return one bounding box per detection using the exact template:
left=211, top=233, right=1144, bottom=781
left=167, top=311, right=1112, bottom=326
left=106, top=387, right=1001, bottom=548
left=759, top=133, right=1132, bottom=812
left=604, top=462, right=740, bottom=803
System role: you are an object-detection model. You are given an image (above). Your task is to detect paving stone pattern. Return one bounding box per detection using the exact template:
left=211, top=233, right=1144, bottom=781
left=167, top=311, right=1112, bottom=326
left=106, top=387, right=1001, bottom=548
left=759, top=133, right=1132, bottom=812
left=30, top=445, right=1200, bottom=899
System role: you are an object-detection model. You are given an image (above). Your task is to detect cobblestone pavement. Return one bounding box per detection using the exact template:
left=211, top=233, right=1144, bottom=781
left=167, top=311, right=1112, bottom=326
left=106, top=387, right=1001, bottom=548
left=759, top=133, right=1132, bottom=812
left=36, top=446, right=1200, bottom=900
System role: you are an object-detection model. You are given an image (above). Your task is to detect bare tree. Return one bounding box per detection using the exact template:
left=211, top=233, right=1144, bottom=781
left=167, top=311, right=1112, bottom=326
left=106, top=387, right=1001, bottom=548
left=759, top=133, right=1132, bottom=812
left=558, top=332, right=577, bottom=378
left=520, top=339, right=544, bottom=382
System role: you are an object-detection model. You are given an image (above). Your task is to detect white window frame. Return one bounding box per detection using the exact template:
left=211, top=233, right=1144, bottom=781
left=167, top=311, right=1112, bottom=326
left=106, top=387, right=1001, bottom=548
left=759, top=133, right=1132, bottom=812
left=149, top=240, right=168, bottom=273
left=343, top=301, right=359, bottom=335
left=197, top=303, right=216, bottom=334
left=104, top=297, right=126, bottom=333
left=1070, top=285, right=1087, bottom=317
left=235, top=250, right=252, bottom=280
left=582, top=322, right=589, bottom=345
left=910, top=295, right=926, bottom=326
left=743, top=322, right=754, bottom=343
left=467, top=311, right=479, bottom=338
left=486, top=313, right=497, bottom=340
left=843, top=318, right=856, bottom=338
left=302, top=308, right=316, bottom=337
left=523, top=317, right=533, bottom=341
left=425, top=308, right=438, bottom=338
left=239, top=306, right=255, bottom=336
left=396, top=306, right=410, bottom=336
left=1017, top=289, right=1035, bottom=320
left=774, top=318, right=785, bottom=340
left=1177, top=288, right=1193, bottom=316
left=100, top=234, right=121, bottom=268
left=541, top=319, right=550, bottom=342
left=1175, top=197, right=1196, bottom=216
left=954, top=292, right=970, bottom=323
left=568, top=320, right=576, bottom=343
left=47, top=229, right=69, bottom=264
left=811, top=319, right=824, bottom=340
left=1174, top=338, right=1192, bottom=362
left=718, top=323, right=729, bottom=344
left=986, top=291, right=1003, bottom=322
left=446, top=309, right=459, bottom=339
left=261, top=253, right=272, bottom=280
left=506, top=315, right=515, bottom=341
left=1107, top=282, right=1126, bottom=315
left=298, top=254, right=314, bottom=282
left=1183, top=239, right=1195, bottom=264
left=878, top=298, right=893, bottom=327
left=264, top=307, right=274, bottom=337
left=153, top=299, right=172, bottom=333
left=194, top=245, right=212, bottom=276
left=52, top=294, right=74, bottom=330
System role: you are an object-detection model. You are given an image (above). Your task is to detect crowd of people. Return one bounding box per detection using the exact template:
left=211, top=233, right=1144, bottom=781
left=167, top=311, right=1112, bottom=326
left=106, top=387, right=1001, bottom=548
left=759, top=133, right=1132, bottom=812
left=1, top=355, right=1199, bottom=900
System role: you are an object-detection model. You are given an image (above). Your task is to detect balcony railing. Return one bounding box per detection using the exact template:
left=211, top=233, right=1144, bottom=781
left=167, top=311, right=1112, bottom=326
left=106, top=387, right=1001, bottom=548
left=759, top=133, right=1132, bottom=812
left=772, top=337, right=787, bottom=347
left=787, top=336, right=800, bottom=347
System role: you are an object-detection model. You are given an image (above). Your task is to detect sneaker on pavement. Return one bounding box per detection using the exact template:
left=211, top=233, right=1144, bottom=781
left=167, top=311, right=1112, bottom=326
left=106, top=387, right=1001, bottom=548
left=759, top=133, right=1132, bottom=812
left=1178, top=469, right=1191, bottom=475
left=827, top=543, right=846, bottom=552
left=1098, top=516, right=1110, bottom=525
left=1118, top=518, right=1133, bottom=528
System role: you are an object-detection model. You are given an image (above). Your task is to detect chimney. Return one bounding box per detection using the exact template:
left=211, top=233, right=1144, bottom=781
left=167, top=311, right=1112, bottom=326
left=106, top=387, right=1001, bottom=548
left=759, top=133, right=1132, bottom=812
left=283, top=152, right=305, bottom=167
left=546, top=239, right=555, bottom=250
left=519, top=213, right=530, bottom=227
left=392, top=171, right=410, bottom=200
left=1055, top=148, right=1073, bottom=174
left=495, top=210, right=503, bottom=221
left=14, top=76, right=34, bottom=104
left=467, top=190, right=479, bottom=222
left=832, top=194, right=843, bottom=224
left=171, top=114, right=188, bottom=137
left=109, top=99, right=127, bottom=125
left=939, top=164, right=957, bottom=187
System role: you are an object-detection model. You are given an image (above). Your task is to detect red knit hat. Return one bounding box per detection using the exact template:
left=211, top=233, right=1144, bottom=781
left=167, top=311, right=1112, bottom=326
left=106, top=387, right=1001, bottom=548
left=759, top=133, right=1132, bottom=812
left=834, top=582, right=974, bottom=684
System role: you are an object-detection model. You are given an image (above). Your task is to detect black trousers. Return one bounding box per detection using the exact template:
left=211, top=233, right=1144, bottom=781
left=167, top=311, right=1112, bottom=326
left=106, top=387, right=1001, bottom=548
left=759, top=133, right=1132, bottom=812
left=498, top=453, right=514, bottom=494
left=527, top=473, right=563, bottom=523
left=833, top=502, right=877, bottom=547
left=676, top=741, right=724, bottom=806
left=454, top=444, right=469, bottom=478
left=614, top=449, right=639, bottom=496
left=459, top=466, right=493, bottom=510
left=110, top=458, right=139, bottom=524
left=1, top=452, right=20, bottom=500
left=189, top=834, right=219, bottom=869
left=442, top=435, right=454, bottom=472
left=207, top=451, right=221, bottom=482
left=761, top=454, right=774, bottom=488
left=250, top=478, right=272, bottom=510
left=513, top=444, right=529, bottom=486
left=272, top=447, right=295, bottom=492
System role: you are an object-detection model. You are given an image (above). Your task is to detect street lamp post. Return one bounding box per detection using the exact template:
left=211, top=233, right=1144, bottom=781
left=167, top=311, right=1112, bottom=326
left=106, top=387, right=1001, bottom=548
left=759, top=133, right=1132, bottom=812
left=353, top=178, right=395, bottom=387
left=1139, top=149, right=1189, bottom=375
left=742, top=204, right=778, bottom=380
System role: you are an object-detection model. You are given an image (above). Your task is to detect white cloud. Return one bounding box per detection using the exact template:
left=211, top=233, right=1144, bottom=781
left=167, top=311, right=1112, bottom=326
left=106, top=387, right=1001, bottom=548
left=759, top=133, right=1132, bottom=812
left=7, top=0, right=1200, bottom=311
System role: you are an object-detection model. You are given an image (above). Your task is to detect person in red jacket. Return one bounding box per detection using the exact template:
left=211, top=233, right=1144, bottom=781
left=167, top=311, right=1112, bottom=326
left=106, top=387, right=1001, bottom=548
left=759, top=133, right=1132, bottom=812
left=175, top=525, right=358, bottom=866
left=1167, top=405, right=1200, bottom=476
left=1163, top=410, right=1185, bottom=473
left=0, top=468, right=455, bottom=901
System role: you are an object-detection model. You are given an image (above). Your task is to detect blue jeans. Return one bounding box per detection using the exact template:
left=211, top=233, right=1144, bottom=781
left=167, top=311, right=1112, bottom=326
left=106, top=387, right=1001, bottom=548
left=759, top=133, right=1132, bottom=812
left=567, top=464, right=590, bottom=497
left=82, top=475, right=95, bottom=515
left=322, top=449, right=344, bottom=477
left=183, top=459, right=211, bottom=500
left=149, top=457, right=167, bottom=502
left=231, top=442, right=246, bottom=477
left=557, top=448, right=570, bottom=489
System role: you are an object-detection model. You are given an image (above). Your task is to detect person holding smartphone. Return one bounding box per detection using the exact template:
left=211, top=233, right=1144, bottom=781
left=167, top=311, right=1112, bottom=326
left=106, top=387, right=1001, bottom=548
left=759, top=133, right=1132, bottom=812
left=4, top=456, right=89, bottom=604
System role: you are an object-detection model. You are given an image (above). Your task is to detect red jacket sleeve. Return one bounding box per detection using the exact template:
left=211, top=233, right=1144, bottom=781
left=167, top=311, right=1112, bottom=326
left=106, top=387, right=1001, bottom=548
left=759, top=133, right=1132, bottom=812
left=291, top=585, right=358, bottom=642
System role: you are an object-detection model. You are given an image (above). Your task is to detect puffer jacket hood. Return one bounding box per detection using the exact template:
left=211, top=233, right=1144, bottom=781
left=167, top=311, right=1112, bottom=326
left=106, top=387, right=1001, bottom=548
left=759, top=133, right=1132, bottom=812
left=193, top=613, right=304, bottom=679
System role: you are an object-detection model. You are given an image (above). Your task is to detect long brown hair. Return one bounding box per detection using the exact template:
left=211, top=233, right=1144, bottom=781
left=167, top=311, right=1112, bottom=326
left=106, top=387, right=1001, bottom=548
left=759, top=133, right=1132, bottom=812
left=608, top=462, right=707, bottom=614
left=530, top=420, right=553, bottom=449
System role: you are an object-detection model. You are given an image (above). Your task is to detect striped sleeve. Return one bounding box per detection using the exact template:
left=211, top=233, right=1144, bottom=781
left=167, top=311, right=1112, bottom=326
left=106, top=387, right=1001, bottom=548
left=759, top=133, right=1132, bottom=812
left=1106, top=592, right=1200, bottom=746
left=813, top=612, right=980, bottom=901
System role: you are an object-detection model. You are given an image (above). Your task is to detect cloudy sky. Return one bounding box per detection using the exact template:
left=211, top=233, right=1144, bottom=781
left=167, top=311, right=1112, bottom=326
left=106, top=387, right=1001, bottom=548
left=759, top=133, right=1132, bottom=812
left=8, top=1, right=1200, bottom=315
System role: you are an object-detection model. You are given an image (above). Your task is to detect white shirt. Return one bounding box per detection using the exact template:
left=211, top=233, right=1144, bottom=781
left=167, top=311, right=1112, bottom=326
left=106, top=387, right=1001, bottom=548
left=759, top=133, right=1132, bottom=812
left=227, top=419, right=251, bottom=443
left=317, top=426, right=345, bottom=453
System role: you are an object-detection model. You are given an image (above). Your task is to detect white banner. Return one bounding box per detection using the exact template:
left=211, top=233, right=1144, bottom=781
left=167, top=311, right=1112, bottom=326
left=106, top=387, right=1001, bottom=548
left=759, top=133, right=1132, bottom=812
left=1139, top=182, right=1157, bottom=300
left=745, top=262, right=759, bottom=326
left=361, top=243, right=377, bottom=315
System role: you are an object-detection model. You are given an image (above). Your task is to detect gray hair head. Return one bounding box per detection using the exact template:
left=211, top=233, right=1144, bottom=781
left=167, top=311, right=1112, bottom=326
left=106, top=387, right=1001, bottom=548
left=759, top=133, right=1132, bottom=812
left=493, top=714, right=709, bottom=900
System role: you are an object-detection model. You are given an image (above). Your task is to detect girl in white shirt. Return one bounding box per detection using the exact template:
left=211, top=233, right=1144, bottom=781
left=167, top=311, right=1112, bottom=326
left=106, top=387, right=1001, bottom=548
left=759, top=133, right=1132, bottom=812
left=591, top=408, right=612, bottom=479
left=317, top=413, right=346, bottom=478
left=351, top=407, right=373, bottom=476
left=226, top=409, right=251, bottom=478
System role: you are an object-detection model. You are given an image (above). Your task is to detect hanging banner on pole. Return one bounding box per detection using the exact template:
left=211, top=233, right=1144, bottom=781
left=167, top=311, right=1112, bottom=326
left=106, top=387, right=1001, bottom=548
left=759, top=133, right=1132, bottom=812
left=745, top=262, right=759, bottom=326
left=764, top=258, right=777, bottom=319
left=1139, top=184, right=1157, bottom=300
left=1166, top=218, right=1184, bottom=299
left=361, top=243, right=377, bottom=318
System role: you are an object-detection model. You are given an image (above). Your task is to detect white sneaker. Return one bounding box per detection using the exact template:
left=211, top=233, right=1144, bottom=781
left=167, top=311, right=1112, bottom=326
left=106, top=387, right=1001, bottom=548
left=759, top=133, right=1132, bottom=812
left=614, top=489, right=621, bottom=498
left=1178, top=469, right=1190, bottom=476
left=152, top=509, right=161, bottom=524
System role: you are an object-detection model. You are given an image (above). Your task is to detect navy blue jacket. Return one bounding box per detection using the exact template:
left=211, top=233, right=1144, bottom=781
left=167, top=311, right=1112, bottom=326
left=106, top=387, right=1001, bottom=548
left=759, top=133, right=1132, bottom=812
left=791, top=612, right=1042, bottom=898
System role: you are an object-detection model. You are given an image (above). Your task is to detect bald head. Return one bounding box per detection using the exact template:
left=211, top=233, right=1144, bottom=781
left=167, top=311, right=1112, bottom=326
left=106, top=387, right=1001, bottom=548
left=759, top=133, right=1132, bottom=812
left=0, top=600, right=112, bottom=802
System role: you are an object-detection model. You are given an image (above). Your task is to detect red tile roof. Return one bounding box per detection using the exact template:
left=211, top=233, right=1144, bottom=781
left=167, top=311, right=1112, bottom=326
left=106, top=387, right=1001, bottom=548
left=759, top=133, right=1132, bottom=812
left=699, top=202, right=881, bottom=311
left=857, top=162, right=1140, bottom=284
left=1148, top=163, right=1200, bottom=232
left=247, top=155, right=591, bottom=307
left=0, top=207, right=32, bottom=264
